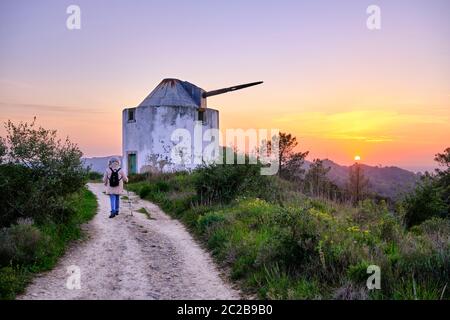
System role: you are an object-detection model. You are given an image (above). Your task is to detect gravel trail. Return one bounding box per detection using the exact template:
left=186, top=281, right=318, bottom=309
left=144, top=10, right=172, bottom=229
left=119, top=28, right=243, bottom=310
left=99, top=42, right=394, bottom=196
left=19, top=183, right=240, bottom=300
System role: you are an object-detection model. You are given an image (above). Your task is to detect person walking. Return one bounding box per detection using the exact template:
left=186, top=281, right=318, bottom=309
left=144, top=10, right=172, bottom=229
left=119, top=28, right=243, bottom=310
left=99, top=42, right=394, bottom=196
left=103, top=157, right=129, bottom=218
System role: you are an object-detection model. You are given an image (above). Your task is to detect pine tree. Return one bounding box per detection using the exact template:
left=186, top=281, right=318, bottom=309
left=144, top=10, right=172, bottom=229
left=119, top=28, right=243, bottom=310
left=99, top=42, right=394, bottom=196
left=304, top=159, right=331, bottom=198
left=265, top=132, right=309, bottom=181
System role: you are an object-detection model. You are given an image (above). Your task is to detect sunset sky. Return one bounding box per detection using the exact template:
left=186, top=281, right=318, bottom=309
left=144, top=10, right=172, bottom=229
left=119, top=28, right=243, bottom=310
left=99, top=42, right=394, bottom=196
left=1, top=0, right=449, bottom=172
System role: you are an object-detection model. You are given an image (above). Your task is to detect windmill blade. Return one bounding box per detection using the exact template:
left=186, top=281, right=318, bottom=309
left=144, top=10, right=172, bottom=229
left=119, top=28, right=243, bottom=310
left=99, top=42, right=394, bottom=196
left=202, top=81, right=263, bottom=98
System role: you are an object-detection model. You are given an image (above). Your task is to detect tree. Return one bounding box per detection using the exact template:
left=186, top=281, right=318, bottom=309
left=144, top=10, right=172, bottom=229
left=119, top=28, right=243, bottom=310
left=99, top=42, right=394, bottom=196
left=402, top=147, right=450, bottom=227
left=0, top=119, right=87, bottom=227
left=278, top=132, right=298, bottom=173
left=304, top=159, right=330, bottom=197
left=283, top=151, right=309, bottom=183
left=0, top=137, right=6, bottom=163
left=267, top=132, right=309, bottom=180
left=347, top=162, right=370, bottom=205
left=434, top=147, right=450, bottom=169
left=434, top=148, right=450, bottom=209
left=403, top=174, right=447, bottom=227
left=261, top=132, right=309, bottom=181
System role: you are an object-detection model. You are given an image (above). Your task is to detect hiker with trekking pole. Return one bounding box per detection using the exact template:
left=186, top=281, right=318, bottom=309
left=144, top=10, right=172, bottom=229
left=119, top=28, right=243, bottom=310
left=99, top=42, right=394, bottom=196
left=103, top=157, right=129, bottom=218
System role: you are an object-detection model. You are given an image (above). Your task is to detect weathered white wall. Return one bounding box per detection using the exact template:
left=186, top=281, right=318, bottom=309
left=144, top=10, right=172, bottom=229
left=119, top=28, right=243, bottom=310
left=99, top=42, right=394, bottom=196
left=122, top=105, right=219, bottom=174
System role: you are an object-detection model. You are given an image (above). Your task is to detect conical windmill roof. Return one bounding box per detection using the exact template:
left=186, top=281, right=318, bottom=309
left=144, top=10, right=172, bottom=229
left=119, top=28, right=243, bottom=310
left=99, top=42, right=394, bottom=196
left=138, top=78, right=201, bottom=108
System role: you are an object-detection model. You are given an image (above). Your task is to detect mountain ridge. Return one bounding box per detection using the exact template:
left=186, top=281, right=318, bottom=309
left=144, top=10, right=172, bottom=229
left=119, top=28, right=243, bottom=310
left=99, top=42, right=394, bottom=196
left=304, top=159, right=419, bottom=200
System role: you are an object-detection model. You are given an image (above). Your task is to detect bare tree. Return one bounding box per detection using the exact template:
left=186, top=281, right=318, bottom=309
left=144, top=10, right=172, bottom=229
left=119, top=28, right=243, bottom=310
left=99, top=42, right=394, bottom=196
left=347, top=162, right=370, bottom=205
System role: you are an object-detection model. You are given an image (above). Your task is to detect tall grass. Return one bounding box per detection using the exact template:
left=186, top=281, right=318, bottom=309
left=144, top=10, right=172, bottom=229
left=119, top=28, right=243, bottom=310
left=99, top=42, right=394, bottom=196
left=127, top=171, right=449, bottom=300
left=0, top=188, right=97, bottom=299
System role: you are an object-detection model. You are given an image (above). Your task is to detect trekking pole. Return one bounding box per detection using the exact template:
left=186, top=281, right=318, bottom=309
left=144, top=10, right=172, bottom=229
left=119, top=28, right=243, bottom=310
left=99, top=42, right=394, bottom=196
left=127, top=188, right=133, bottom=216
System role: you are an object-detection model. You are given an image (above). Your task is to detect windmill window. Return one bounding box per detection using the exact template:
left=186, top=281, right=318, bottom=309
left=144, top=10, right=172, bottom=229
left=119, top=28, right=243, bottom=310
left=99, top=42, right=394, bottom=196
left=198, top=110, right=205, bottom=125
left=128, top=108, right=136, bottom=122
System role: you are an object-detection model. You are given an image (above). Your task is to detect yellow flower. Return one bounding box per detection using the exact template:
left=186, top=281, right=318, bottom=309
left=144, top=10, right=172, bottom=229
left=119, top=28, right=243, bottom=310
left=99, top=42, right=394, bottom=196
left=347, top=226, right=360, bottom=232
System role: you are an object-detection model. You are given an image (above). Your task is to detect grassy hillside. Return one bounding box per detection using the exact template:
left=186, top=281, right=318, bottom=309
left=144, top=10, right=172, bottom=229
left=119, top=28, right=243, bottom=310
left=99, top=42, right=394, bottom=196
left=0, top=188, right=97, bottom=299
left=127, top=169, right=449, bottom=300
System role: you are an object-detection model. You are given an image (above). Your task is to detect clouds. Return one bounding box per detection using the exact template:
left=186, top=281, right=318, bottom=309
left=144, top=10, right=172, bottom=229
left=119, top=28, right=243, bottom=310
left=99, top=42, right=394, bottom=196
left=0, top=102, right=106, bottom=114
left=274, top=109, right=449, bottom=143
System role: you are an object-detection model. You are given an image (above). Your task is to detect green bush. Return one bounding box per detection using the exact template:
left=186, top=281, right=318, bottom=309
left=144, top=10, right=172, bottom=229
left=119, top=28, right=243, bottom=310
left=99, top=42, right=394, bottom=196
left=155, top=180, right=170, bottom=192
left=193, top=160, right=282, bottom=205
left=139, top=185, right=154, bottom=199
left=0, top=164, right=35, bottom=227
left=198, top=212, right=227, bottom=234
left=0, top=120, right=87, bottom=227
left=347, top=261, right=370, bottom=284
left=0, top=120, right=96, bottom=299
left=412, top=217, right=450, bottom=238
left=87, top=171, right=103, bottom=181
left=0, top=188, right=97, bottom=299
left=0, top=267, right=28, bottom=300
left=403, top=177, right=448, bottom=228
left=0, top=223, right=50, bottom=266
left=128, top=173, right=149, bottom=183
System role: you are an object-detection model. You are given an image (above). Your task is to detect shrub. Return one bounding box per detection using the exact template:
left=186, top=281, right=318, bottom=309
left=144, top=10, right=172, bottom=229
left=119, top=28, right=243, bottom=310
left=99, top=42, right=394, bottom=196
left=155, top=180, right=170, bottom=192
left=0, top=188, right=97, bottom=299
left=347, top=260, right=370, bottom=284
left=193, top=160, right=282, bottom=205
left=0, top=164, right=35, bottom=227
left=87, top=171, right=103, bottom=181
left=0, top=266, right=27, bottom=300
left=197, top=212, right=227, bottom=233
left=274, top=206, right=322, bottom=266
left=0, top=119, right=87, bottom=227
left=128, top=173, right=149, bottom=183
left=412, top=217, right=450, bottom=239
left=403, top=177, right=448, bottom=228
left=139, top=185, right=154, bottom=199
left=0, top=223, right=50, bottom=266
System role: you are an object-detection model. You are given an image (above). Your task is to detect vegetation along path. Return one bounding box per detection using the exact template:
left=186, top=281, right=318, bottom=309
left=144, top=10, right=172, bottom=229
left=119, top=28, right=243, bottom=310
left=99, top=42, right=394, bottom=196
left=19, top=183, right=240, bottom=300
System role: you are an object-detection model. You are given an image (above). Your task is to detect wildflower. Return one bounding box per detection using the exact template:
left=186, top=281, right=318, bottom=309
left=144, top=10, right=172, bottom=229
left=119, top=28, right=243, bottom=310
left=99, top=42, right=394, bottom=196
left=347, top=226, right=360, bottom=232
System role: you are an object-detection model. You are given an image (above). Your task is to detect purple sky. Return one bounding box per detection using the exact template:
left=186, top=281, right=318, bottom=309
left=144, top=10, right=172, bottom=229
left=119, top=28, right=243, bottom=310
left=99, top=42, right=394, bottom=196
left=1, top=0, right=449, bottom=172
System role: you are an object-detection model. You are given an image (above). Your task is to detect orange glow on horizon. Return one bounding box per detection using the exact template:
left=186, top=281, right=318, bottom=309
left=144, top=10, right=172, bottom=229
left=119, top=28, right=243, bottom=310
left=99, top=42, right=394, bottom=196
left=0, top=1, right=449, bottom=173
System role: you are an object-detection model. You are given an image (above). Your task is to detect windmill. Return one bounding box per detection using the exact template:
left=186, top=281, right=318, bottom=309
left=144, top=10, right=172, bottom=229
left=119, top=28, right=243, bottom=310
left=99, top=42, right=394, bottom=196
left=122, top=79, right=263, bottom=174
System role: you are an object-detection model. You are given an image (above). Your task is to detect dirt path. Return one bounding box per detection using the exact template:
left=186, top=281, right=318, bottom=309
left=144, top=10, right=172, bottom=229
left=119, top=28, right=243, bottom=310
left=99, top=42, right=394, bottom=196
left=19, top=183, right=240, bottom=300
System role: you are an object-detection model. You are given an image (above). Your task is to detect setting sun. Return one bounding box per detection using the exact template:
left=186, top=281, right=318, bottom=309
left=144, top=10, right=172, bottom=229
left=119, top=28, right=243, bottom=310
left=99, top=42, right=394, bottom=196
left=354, top=155, right=361, bottom=161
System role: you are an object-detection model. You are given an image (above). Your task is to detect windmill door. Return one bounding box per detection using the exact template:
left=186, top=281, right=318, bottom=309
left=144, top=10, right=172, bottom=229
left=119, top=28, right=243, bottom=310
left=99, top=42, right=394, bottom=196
left=128, top=153, right=137, bottom=174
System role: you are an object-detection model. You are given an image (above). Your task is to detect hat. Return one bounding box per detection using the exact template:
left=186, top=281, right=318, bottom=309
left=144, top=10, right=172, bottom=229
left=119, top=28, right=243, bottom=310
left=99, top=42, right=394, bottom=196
left=108, top=157, right=121, bottom=167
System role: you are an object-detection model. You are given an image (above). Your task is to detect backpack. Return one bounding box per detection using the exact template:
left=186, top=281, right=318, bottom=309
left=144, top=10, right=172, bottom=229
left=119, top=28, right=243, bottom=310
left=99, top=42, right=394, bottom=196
left=109, top=168, right=121, bottom=187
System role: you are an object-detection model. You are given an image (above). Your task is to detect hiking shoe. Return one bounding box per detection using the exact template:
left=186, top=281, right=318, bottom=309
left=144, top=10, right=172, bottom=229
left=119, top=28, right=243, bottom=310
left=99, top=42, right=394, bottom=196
left=109, top=213, right=116, bottom=218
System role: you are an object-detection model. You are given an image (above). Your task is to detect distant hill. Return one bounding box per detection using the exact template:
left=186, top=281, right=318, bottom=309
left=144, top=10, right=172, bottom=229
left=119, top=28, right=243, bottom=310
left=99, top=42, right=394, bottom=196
left=306, top=159, right=420, bottom=201
left=82, top=156, right=122, bottom=174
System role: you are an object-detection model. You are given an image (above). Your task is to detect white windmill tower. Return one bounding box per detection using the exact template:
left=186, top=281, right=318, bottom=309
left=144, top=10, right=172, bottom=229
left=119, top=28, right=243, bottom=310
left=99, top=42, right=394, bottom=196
left=122, top=78, right=263, bottom=174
